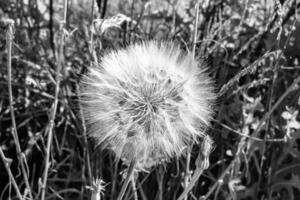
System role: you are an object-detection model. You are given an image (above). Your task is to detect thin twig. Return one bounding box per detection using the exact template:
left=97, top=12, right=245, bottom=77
left=40, top=1, right=67, bottom=200
left=0, top=148, right=23, bottom=200
left=214, top=120, right=286, bottom=142
left=5, top=19, right=33, bottom=200
left=116, top=159, right=136, bottom=200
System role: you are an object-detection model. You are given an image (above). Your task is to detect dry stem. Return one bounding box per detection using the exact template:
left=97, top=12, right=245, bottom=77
left=0, top=148, right=23, bottom=200
left=40, top=1, right=67, bottom=200
left=6, top=18, right=33, bottom=200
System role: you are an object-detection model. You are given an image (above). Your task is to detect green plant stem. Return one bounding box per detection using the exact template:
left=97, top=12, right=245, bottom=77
left=116, top=159, right=136, bottom=200
left=6, top=19, right=33, bottom=200
left=40, top=1, right=67, bottom=200
left=0, top=148, right=23, bottom=200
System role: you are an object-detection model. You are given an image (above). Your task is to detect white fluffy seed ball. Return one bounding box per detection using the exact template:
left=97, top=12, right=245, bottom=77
left=80, top=41, right=215, bottom=170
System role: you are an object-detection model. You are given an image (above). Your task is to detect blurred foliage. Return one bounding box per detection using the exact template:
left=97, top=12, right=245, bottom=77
left=0, top=0, right=300, bottom=199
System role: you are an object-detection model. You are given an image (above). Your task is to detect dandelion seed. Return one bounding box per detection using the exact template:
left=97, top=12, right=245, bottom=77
left=80, top=41, right=215, bottom=170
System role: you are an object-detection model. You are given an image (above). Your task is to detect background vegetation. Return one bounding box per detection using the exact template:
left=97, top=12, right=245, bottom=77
left=0, top=0, right=300, bottom=199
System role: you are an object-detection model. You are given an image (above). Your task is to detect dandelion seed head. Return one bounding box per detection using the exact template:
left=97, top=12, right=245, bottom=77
left=80, top=41, right=215, bottom=169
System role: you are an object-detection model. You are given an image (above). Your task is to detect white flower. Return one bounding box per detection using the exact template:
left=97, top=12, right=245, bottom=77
left=80, top=41, right=215, bottom=169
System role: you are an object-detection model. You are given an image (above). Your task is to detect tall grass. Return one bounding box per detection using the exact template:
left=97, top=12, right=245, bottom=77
left=0, top=0, right=300, bottom=200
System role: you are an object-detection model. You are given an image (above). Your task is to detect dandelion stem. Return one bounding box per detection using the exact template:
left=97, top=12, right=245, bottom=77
left=6, top=18, right=33, bottom=200
left=116, top=159, right=136, bottom=200
left=41, top=1, right=67, bottom=199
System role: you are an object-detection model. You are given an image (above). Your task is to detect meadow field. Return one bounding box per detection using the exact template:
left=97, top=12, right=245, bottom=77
left=0, top=0, right=300, bottom=199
